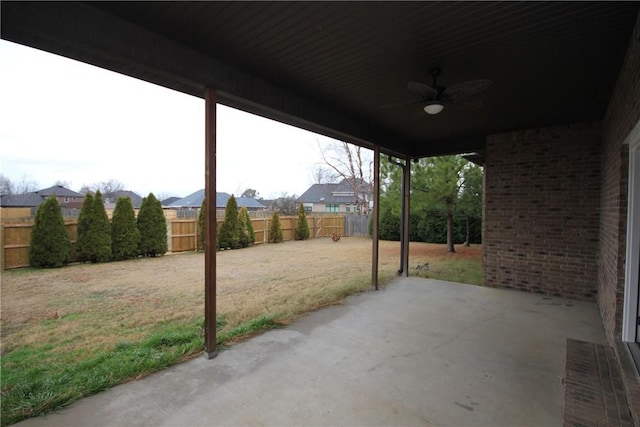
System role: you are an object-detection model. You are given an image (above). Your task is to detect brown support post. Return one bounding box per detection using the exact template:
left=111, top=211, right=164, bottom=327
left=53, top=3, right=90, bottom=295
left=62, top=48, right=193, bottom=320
left=371, top=145, right=380, bottom=290
left=203, top=88, right=218, bottom=359
left=401, top=156, right=411, bottom=276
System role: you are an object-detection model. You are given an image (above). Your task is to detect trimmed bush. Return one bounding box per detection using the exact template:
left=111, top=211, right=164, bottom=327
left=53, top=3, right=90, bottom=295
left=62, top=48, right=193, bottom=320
left=294, top=204, right=310, bottom=240
left=90, top=191, right=112, bottom=262
left=76, top=191, right=112, bottom=263
left=76, top=193, right=94, bottom=262
left=197, top=198, right=206, bottom=251
left=111, top=197, right=141, bottom=260
left=29, top=197, right=70, bottom=268
left=238, top=206, right=255, bottom=247
left=219, top=195, right=240, bottom=249
left=137, top=193, right=167, bottom=257
left=244, top=207, right=255, bottom=246
left=269, top=212, right=283, bottom=243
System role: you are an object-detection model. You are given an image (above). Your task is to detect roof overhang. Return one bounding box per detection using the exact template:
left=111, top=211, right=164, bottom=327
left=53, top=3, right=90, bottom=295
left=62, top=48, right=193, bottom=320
left=2, top=1, right=638, bottom=159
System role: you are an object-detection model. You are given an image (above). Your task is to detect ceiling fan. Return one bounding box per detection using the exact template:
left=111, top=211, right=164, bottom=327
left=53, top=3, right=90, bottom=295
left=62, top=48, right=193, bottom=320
left=405, top=68, right=492, bottom=115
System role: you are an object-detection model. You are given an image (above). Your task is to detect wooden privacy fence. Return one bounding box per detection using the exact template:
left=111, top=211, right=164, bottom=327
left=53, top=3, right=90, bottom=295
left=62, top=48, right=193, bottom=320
left=170, top=215, right=349, bottom=253
left=1, top=221, right=78, bottom=270
left=2, top=215, right=371, bottom=269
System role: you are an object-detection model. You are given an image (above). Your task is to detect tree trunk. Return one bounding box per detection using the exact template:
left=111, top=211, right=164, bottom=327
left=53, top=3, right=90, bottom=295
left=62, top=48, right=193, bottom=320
left=446, top=211, right=455, bottom=253
left=464, top=216, right=470, bottom=247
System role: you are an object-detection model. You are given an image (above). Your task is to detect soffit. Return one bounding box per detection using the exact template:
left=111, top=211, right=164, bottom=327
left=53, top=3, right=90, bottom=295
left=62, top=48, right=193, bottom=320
left=2, top=1, right=638, bottom=158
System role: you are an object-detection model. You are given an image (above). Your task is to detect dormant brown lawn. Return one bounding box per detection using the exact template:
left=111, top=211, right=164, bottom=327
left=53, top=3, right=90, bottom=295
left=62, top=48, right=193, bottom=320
left=1, top=238, right=482, bottom=356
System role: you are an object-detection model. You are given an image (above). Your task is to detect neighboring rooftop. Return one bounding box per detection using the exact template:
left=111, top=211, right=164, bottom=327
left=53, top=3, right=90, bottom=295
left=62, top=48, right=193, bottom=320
left=161, top=197, right=181, bottom=207
left=103, top=190, right=144, bottom=209
left=168, top=190, right=266, bottom=210
left=35, top=185, right=83, bottom=198
left=0, top=192, right=47, bottom=208
left=297, top=179, right=369, bottom=204
left=1, top=185, right=84, bottom=208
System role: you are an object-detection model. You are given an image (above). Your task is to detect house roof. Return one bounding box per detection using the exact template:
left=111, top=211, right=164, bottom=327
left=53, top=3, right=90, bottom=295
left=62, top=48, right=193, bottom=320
left=104, top=190, right=144, bottom=209
left=35, top=185, right=83, bottom=198
left=297, top=179, right=366, bottom=204
left=1, top=185, right=84, bottom=208
left=168, top=190, right=265, bottom=209
left=0, top=192, right=45, bottom=208
left=161, top=196, right=181, bottom=207
left=2, top=2, right=638, bottom=160
left=168, top=189, right=206, bottom=208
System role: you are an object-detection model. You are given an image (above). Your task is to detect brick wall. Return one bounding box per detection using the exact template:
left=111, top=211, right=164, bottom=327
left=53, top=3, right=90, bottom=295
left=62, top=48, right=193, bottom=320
left=484, top=123, right=602, bottom=300
left=598, top=10, right=640, bottom=345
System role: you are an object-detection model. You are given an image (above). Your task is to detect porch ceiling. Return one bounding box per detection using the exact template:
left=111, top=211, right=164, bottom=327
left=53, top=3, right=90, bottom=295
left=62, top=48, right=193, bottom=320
left=1, top=1, right=638, bottom=158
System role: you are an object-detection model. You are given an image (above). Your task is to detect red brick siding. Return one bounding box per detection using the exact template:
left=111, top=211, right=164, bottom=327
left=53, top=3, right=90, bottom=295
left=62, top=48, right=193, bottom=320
left=484, top=123, right=601, bottom=300
left=598, top=11, right=640, bottom=345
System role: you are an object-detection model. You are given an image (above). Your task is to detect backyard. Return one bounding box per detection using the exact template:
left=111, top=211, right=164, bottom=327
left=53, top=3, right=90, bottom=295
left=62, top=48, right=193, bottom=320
left=1, top=237, right=482, bottom=425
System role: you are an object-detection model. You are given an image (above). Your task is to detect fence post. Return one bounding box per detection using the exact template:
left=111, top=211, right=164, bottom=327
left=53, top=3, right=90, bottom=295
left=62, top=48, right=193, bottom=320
left=166, top=220, right=172, bottom=253
left=0, top=224, right=4, bottom=271
left=194, top=218, right=198, bottom=252
left=264, top=217, right=268, bottom=244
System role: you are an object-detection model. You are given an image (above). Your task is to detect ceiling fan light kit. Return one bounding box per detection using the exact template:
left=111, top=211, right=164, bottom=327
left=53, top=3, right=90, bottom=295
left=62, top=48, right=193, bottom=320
left=424, top=101, right=444, bottom=115
left=406, top=67, right=492, bottom=116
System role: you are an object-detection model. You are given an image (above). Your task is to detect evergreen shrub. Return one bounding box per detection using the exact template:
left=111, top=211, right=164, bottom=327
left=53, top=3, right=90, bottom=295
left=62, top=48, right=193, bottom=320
left=89, top=191, right=112, bottom=263
left=269, top=212, right=283, bottom=243
left=29, top=197, right=70, bottom=268
left=76, top=193, right=94, bottom=262
left=238, top=206, right=255, bottom=248
left=111, top=197, right=140, bottom=260
left=219, top=195, right=240, bottom=249
left=76, top=191, right=112, bottom=263
left=137, top=193, right=167, bottom=256
left=294, top=204, right=310, bottom=240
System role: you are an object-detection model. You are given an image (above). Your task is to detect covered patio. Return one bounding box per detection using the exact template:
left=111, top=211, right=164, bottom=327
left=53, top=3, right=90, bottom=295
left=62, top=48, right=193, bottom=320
left=2, top=2, right=640, bottom=424
left=15, top=277, right=608, bottom=426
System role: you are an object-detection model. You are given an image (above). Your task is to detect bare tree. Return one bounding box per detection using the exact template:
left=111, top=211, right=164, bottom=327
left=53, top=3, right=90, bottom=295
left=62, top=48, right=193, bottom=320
left=309, top=165, right=338, bottom=185
left=154, top=192, right=173, bottom=203
left=0, top=174, right=15, bottom=195
left=78, top=184, right=93, bottom=195
left=317, top=139, right=373, bottom=214
left=241, top=188, right=261, bottom=199
left=270, top=193, right=298, bottom=216
left=92, top=179, right=126, bottom=195
left=14, top=175, right=39, bottom=194
left=54, top=180, right=72, bottom=188
left=79, top=179, right=126, bottom=200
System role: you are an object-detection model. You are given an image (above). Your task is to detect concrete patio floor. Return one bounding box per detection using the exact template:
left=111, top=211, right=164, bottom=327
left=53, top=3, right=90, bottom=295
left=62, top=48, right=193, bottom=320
left=16, top=277, right=606, bottom=427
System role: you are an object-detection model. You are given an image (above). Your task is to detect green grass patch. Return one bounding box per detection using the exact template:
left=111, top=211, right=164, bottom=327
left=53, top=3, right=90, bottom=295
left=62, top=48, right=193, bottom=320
left=217, top=314, right=280, bottom=344
left=2, top=313, right=296, bottom=425
left=1, top=319, right=204, bottom=425
left=412, top=257, right=483, bottom=285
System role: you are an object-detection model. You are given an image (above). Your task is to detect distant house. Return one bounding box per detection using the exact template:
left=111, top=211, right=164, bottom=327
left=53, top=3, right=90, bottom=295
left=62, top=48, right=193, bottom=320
left=0, top=185, right=84, bottom=209
left=103, top=190, right=144, bottom=209
left=35, top=185, right=84, bottom=208
left=167, top=189, right=267, bottom=212
left=297, top=179, right=372, bottom=214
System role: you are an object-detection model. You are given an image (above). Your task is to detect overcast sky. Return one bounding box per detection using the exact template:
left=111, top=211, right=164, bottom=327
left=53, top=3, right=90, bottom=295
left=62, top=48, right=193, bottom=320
left=0, top=40, right=340, bottom=199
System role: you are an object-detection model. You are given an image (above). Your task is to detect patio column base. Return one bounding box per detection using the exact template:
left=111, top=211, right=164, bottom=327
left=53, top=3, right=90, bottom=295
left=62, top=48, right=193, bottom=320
left=203, top=350, right=218, bottom=360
